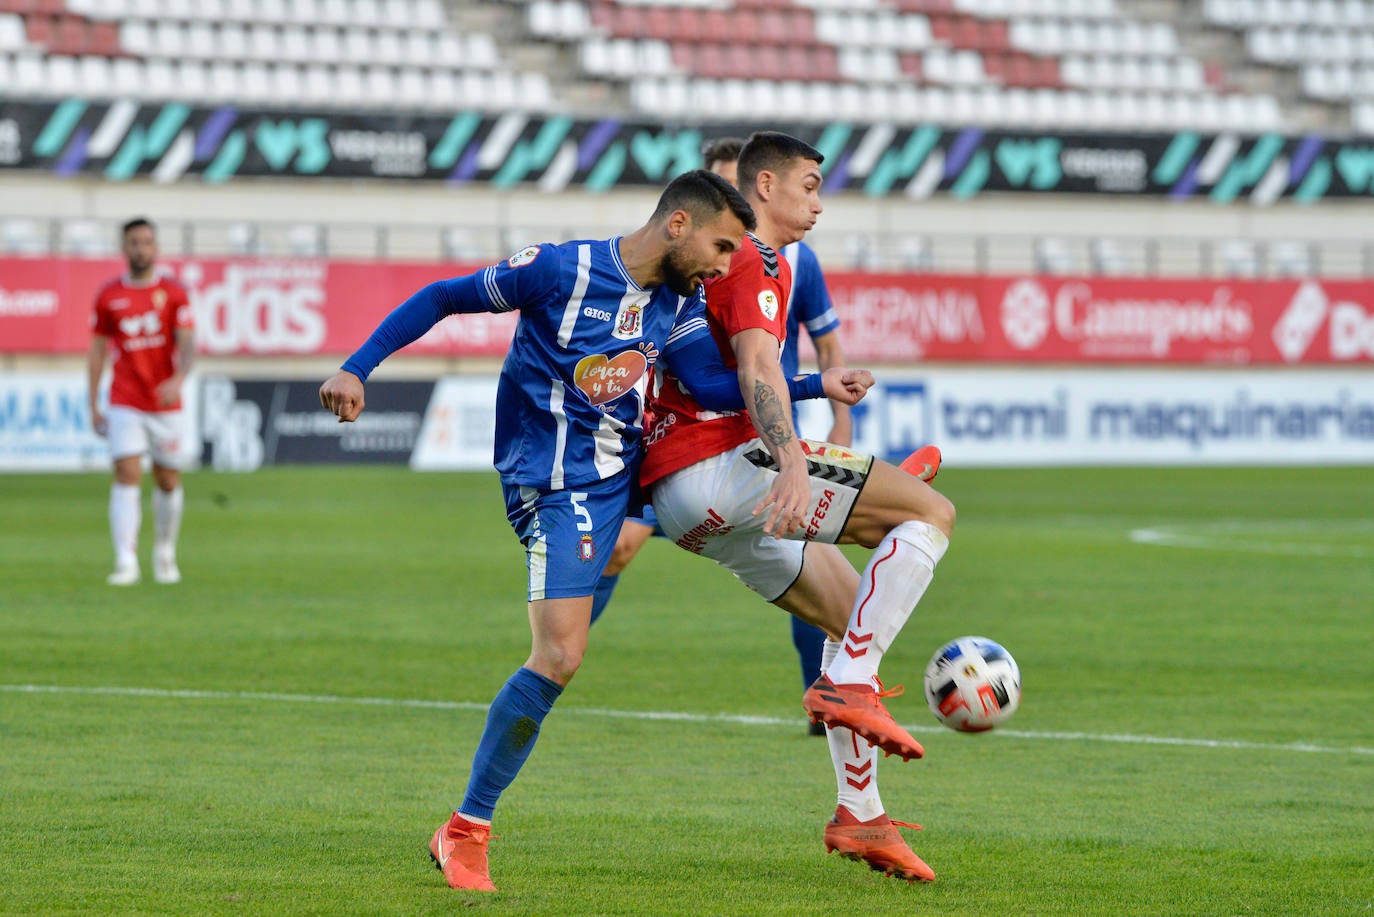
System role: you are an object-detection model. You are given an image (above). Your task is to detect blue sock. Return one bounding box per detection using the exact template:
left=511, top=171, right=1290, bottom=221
left=792, top=617, right=827, bottom=690
left=459, top=667, right=564, bottom=820
left=589, top=574, right=619, bottom=625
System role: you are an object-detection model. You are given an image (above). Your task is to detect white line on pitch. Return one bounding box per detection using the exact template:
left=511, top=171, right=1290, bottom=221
left=4, top=683, right=1371, bottom=758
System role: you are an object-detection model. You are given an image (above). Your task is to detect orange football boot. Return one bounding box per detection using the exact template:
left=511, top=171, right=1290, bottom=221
left=429, top=812, right=497, bottom=892
left=898, top=445, right=942, bottom=483
left=803, top=675, right=924, bottom=761
left=825, top=805, right=935, bottom=883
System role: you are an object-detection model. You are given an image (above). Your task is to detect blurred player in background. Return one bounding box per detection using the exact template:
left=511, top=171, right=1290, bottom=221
left=88, top=217, right=194, bottom=586
left=645, top=132, right=953, bottom=882
left=320, top=171, right=760, bottom=893
left=588, top=136, right=859, bottom=736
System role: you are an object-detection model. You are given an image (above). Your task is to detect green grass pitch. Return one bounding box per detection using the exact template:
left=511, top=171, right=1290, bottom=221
left=2, top=466, right=1371, bottom=916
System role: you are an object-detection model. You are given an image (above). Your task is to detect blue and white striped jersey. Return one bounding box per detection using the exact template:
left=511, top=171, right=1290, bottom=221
left=477, top=237, right=705, bottom=490
left=780, top=240, right=841, bottom=382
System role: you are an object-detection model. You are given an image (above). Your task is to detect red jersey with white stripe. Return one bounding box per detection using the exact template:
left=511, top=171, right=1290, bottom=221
left=640, top=234, right=791, bottom=489
left=91, top=274, right=193, bottom=412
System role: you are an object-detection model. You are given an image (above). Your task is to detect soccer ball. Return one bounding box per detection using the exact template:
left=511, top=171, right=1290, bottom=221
left=923, top=636, right=1021, bottom=732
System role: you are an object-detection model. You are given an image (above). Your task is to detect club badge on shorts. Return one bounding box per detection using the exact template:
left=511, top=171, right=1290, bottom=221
left=578, top=534, right=595, bottom=562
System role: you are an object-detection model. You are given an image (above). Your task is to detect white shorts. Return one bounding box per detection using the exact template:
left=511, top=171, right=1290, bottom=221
left=651, top=438, right=874, bottom=601
left=107, top=405, right=186, bottom=469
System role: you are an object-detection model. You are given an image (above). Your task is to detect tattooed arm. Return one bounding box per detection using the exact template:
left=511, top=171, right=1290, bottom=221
left=731, top=327, right=811, bottom=537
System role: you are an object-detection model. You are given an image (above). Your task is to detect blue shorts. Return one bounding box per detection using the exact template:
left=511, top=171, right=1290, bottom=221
left=625, top=503, right=664, bottom=535
left=503, top=470, right=632, bottom=602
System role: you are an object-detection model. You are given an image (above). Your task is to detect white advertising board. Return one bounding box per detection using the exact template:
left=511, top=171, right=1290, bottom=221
left=795, top=367, right=1374, bottom=466
left=0, top=372, right=202, bottom=472
left=410, top=376, right=501, bottom=471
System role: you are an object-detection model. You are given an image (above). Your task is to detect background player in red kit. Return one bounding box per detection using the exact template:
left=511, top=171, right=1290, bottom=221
left=88, top=217, right=195, bottom=586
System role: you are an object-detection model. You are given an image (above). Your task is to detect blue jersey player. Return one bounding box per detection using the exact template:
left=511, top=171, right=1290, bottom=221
left=587, top=138, right=859, bottom=730
left=319, top=171, right=759, bottom=893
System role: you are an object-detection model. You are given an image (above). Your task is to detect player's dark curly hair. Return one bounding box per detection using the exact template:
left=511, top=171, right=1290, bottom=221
left=652, top=170, right=757, bottom=232
left=122, top=217, right=155, bottom=235
left=737, top=132, right=825, bottom=198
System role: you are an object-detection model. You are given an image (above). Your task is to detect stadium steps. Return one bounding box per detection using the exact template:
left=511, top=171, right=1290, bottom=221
left=1115, top=0, right=1346, bottom=132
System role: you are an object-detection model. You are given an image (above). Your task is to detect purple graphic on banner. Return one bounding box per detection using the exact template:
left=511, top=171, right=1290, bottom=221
left=945, top=128, right=984, bottom=179
left=195, top=107, right=238, bottom=162
left=53, top=127, right=90, bottom=176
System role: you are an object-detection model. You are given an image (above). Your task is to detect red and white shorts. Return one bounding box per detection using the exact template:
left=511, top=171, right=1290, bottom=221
left=650, top=438, right=874, bottom=601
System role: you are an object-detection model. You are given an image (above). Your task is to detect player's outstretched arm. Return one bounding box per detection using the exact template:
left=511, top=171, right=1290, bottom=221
left=665, top=323, right=850, bottom=411
left=320, top=370, right=366, bottom=422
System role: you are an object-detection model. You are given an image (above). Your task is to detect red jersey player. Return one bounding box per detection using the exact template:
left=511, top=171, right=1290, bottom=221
left=643, top=132, right=957, bottom=883
left=87, top=217, right=195, bottom=585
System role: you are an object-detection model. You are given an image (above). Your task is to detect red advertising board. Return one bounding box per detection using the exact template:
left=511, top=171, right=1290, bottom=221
left=3, top=256, right=1372, bottom=364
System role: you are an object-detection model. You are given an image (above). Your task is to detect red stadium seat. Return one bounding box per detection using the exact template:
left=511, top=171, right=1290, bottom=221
left=780, top=9, right=814, bottom=46
left=644, top=6, right=675, bottom=41
left=755, top=9, right=787, bottom=45
left=23, top=12, right=53, bottom=46
left=51, top=14, right=87, bottom=55
left=86, top=19, right=120, bottom=56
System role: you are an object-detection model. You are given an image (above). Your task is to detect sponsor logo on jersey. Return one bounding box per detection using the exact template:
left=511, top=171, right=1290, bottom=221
left=573, top=349, right=648, bottom=405
left=758, top=290, right=779, bottom=321
left=507, top=245, right=540, bottom=268
left=118, top=310, right=164, bottom=339
left=108, top=297, right=131, bottom=310
left=582, top=306, right=614, bottom=321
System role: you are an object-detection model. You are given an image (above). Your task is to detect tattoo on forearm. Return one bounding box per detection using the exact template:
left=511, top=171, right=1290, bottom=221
left=752, top=379, right=794, bottom=448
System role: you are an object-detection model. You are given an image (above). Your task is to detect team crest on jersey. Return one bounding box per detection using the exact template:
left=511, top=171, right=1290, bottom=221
left=612, top=297, right=645, bottom=340
left=507, top=245, right=540, bottom=268
left=578, top=534, right=595, bottom=562
left=151, top=289, right=167, bottom=308
left=757, top=290, right=778, bottom=321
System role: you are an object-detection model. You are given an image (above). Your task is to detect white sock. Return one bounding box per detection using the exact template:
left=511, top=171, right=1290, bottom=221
left=826, top=521, right=949, bottom=687
left=153, top=486, right=183, bottom=554
left=109, top=483, right=141, bottom=568
left=822, top=637, right=885, bottom=821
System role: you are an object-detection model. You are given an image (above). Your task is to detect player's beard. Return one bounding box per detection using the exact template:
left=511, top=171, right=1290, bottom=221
left=659, top=244, right=703, bottom=297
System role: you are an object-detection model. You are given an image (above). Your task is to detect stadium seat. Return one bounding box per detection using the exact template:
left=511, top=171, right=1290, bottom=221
left=61, top=219, right=109, bottom=255
left=1, top=217, right=48, bottom=254
left=1218, top=239, right=1260, bottom=276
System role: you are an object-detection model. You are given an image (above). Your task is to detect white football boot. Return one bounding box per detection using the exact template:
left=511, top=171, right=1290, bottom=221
left=106, top=559, right=140, bottom=586
left=153, top=544, right=181, bottom=585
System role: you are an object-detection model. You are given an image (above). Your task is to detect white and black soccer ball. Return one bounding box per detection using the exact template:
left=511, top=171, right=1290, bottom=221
left=923, top=636, right=1021, bottom=732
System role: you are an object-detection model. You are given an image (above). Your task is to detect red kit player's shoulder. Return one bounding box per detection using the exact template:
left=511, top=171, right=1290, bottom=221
left=155, top=274, right=190, bottom=301
left=94, top=275, right=127, bottom=302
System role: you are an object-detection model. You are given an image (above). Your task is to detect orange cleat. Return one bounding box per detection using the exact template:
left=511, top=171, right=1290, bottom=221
left=802, top=675, right=925, bottom=761
left=825, top=805, right=935, bottom=883
left=429, top=812, right=498, bottom=892
left=898, top=445, right=941, bottom=483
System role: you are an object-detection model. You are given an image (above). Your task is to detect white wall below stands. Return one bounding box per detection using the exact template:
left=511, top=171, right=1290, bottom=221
left=3, top=173, right=1371, bottom=274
